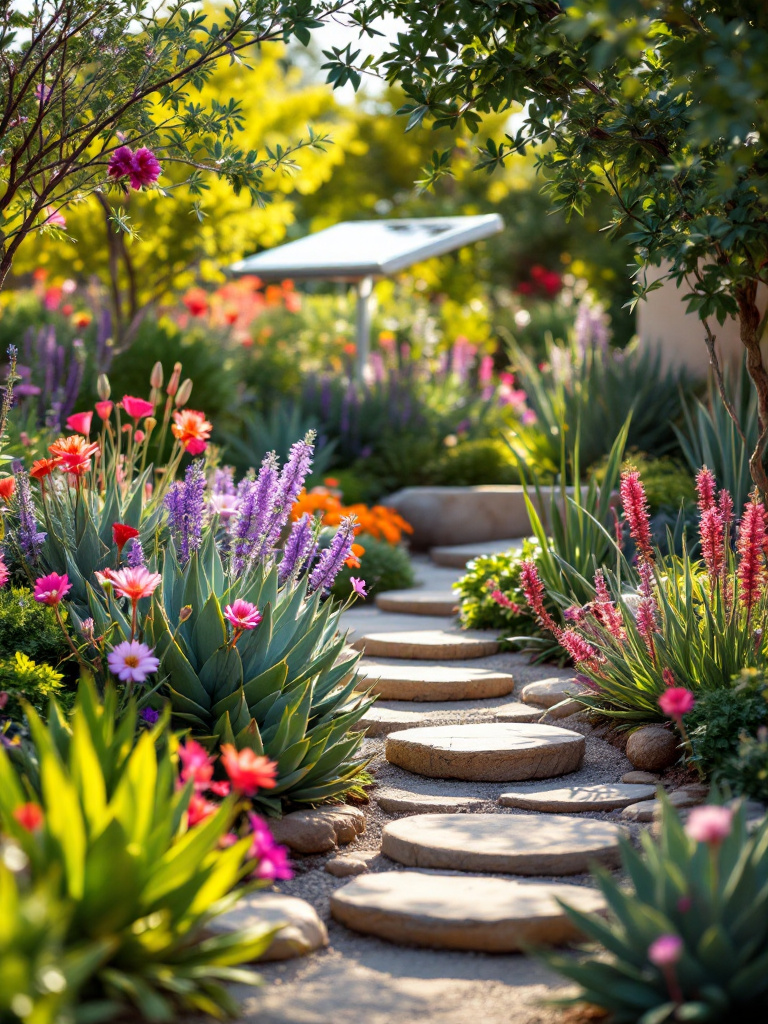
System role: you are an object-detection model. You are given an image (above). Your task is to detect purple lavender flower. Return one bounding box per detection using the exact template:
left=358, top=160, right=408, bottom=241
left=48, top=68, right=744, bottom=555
left=14, top=470, right=46, bottom=563
left=165, top=461, right=206, bottom=563
left=308, top=516, right=357, bottom=593
left=140, top=706, right=160, bottom=724
left=126, top=538, right=145, bottom=567
left=231, top=453, right=279, bottom=574
left=256, top=433, right=315, bottom=557
left=279, top=513, right=316, bottom=583
left=574, top=297, right=610, bottom=356
left=212, top=466, right=236, bottom=496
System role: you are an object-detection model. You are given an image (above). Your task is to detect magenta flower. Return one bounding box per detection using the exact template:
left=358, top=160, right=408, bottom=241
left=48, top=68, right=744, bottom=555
left=248, top=812, right=293, bottom=880
left=349, top=576, right=368, bottom=598
left=592, top=568, right=625, bottom=639
left=736, top=496, right=767, bottom=615
left=129, top=147, right=162, bottom=189
left=43, top=206, right=66, bottom=228
left=648, top=934, right=683, bottom=967
left=685, top=805, right=733, bottom=846
left=107, top=640, right=159, bottom=683
left=108, top=145, right=136, bottom=181
left=224, top=599, right=262, bottom=632
left=659, top=686, right=695, bottom=722
left=35, top=83, right=52, bottom=103
left=559, top=628, right=602, bottom=668
left=33, top=572, right=72, bottom=606
left=178, top=738, right=215, bottom=791
left=695, top=467, right=716, bottom=514
left=0, top=557, right=9, bottom=590
left=519, top=560, right=559, bottom=634
left=620, top=469, right=654, bottom=562
left=700, top=505, right=725, bottom=585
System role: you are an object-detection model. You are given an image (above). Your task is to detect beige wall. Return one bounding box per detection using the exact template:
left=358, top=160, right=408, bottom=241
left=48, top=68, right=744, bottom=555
left=636, top=263, right=768, bottom=378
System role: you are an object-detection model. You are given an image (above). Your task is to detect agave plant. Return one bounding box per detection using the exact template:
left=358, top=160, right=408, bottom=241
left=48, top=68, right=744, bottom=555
left=546, top=796, right=768, bottom=1023
left=0, top=680, right=275, bottom=1021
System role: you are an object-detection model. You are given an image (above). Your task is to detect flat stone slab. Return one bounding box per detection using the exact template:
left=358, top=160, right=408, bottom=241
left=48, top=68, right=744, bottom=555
left=430, top=538, right=524, bottom=569
left=330, top=871, right=605, bottom=952
left=493, top=701, right=544, bottom=723
left=352, top=629, right=499, bottom=661
left=212, top=892, right=328, bottom=961
left=356, top=661, right=515, bottom=701
left=521, top=678, right=585, bottom=709
left=382, top=813, right=623, bottom=875
left=376, top=589, right=458, bottom=617
left=352, top=706, right=437, bottom=737
left=498, top=782, right=657, bottom=813
left=376, top=783, right=486, bottom=814
left=622, top=791, right=699, bottom=822
left=386, top=723, right=585, bottom=782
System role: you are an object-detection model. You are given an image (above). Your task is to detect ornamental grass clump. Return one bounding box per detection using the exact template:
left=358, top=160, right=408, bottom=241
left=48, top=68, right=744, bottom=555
left=546, top=797, right=768, bottom=1023
left=520, top=465, right=768, bottom=728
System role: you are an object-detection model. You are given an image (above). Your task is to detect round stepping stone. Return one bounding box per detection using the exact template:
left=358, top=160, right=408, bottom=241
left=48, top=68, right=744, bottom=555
left=498, top=782, right=656, bottom=813
left=493, top=701, right=544, bottom=723
left=382, top=813, right=623, bottom=875
left=386, top=722, right=585, bottom=782
left=521, top=678, right=585, bottom=710
left=330, top=871, right=605, bottom=952
left=352, top=629, right=499, bottom=661
left=376, top=784, right=485, bottom=814
left=355, top=661, right=515, bottom=701
left=430, top=538, right=524, bottom=569
left=622, top=791, right=699, bottom=822
left=351, top=706, right=435, bottom=737
left=375, top=589, right=458, bottom=617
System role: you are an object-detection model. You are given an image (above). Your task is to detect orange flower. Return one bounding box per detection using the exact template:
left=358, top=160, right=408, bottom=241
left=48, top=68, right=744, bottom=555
left=171, top=409, right=212, bottom=455
left=13, top=802, right=44, bottom=831
left=220, top=744, right=278, bottom=796
left=30, top=457, right=60, bottom=480
left=48, top=435, right=100, bottom=476
left=0, top=476, right=15, bottom=502
left=346, top=542, right=365, bottom=569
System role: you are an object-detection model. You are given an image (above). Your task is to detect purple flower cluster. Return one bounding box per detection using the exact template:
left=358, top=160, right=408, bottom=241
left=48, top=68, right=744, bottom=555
left=126, top=537, right=145, bottom=567
left=14, top=469, right=46, bottom=563
left=309, top=515, right=357, bottom=593
left=278, top=513, right=316, bottom=584
left=212, top=466, right=236, bottom=496
left=165, top=461, right=206, bottom=563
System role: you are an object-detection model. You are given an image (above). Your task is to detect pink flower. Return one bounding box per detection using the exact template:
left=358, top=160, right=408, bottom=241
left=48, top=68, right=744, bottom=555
left=248, top=813, right=293, bottom=880
left=685, top=805, right=733, bottom=845
left=121, top=395, right=155, bottom=420
left=659, top=686, right=695, bottom=721
left=648, top=934, right=683, bottom=967
left=95, top=400, right=113, bottom=420
left=519, top=560, right=559, bottom=634
left=107, top=640, right=159, bottom=683
left=178, top=738, right=215, bottom=791
left=700, top=505, right=725, bottom=585
left=110, top=566, right=162, bottom=602
left=737, top=496, right=767, bottom=615
left=66, top=411, right=92, bottom=436
left=636, top=561, right=659, bottom=660
left=224, top=599, right=262, bottom=632
left=108, top=145, right=135, bottom=180
left=129, top=147, right=161, bottom=189
left=220, top=744, right=278, bottom=795
left=696, top=467, right=716, bottom=514
left=209, top=493, right=240, bottom=521
left=592, top=569, right=625, bottom=639
left=33, top=572, right=72, bottom=606
left=187, top=793, right=218, bottom=827
left=559, top=628, right=602, bottom=668
left=489, top=588, right=521, bottom=613
left=521, top=408, right=537, bottom=426
left=0, top=558, right=9, bottom=590
left=35, top=83, right=52, bottom=103
left=350, top=576, right=368, bottom=598
left=43, top=206, right=66, bottom=228
left=620, top=469, right=654, bottom=562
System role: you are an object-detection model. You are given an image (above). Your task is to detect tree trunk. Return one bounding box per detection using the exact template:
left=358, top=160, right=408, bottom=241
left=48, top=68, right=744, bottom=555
left=737, top=281, right=768, bottom=499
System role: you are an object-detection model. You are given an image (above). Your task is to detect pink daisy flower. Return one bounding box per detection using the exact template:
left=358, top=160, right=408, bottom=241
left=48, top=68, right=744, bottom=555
left=33, top=572, right=72, bottom=606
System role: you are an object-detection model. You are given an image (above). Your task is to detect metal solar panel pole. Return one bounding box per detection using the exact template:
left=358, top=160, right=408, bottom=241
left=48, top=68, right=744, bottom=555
left=355, top=276, right=374, bottom=381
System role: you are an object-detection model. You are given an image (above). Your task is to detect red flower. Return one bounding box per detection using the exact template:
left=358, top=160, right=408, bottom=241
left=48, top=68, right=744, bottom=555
left=48, top=436, right=100, bottom=476
left=696, top=467, right=716, bottom=514
left=0, top=476, right=15, bottom=502
left=183, top=288, right=209, bottom=318
left=66, top=411, right=93, bottom=436
left=620, top=469, right=654, bottom=562
left=30, top=457, right=60, bottom=480
left=187, top=793, right=218, bottom=827
left=121, top=395, right=155, bottom=420
left=700, top=506, right=726, bottom=585
left=220, top=744, right=278, bottom=796
left=519, top=560, right=559, bottom=634
left=13, top=802, right=44, bottom=831
left=112, top=522, right=140, bottom=554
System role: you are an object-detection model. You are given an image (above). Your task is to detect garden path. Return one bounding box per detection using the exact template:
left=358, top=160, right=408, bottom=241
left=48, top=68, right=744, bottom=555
left=230, top=549, right=637, bottom=1024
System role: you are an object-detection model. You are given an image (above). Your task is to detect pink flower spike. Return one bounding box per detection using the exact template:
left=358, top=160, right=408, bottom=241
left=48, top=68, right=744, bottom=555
left=349, top=576, right=367, bottom=598
left=519, top=560, right=559, bottom=634
left=685, top=805, right=733, bottom=846
left=648, top=934, right=683, bottom=968
left=658, top=686, right=695, bottom=721
left=620, top=469, right=654, bottom=562
left=66, top=411, right=93, bottom=436
left=737, top=496, right=767, bottom=615
left=695, top=467, right=717, bottom=514
left=559, top=628, right=602, bottom=668
left=106, top=640, right=159, bottom=683
left=223, top=599, right=262, bottom=632
left=33, top=572, right=72, bottom=606
left=128, top=147, right=161, bottom=189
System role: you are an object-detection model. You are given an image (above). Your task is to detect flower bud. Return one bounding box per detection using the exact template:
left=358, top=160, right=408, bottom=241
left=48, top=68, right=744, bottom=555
left=150, top=361, right=163, bottom=389
left=179, top=605, right=193, bottom=623
left=97, top=374, right=111, bottom=400
left=144, top=416, right=157, bottom=433
left=166, top=362, right=182, bottom=397
left=175, top=378, right=193, bottom=407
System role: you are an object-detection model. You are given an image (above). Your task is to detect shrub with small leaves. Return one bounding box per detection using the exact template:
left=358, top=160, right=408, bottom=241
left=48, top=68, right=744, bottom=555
left=688, top=675, right=768, bottom=783
left=453, top=539, right=548, bottom=635
left=0, top=587, right=69, bottom=667
left=0, top=652, right=72, bottom=722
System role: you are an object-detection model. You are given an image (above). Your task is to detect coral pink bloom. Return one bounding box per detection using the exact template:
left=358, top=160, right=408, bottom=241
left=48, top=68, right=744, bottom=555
left=66, top=411, right=93, bottom=436
left=685, top=805, right=733, bottom=846
left=108, top=145, right=135, bottom=180
left=171, top=409, right=212, bottom=453
left=183, top=288, right=209, bottom=317
left=695, top=467, right=717, bottom=514
left=187, top=793, right=218, bottom=827
left=109, top=565, right=162, bottom=602
left=48, top=435, right=100, bottom=476
left=30, top=458, right=60, bottom=480
left=121, top=395, right=155, bottom=420
left=0, top=476, right=15, bottom=502
left=95, top=400, right=113, bottom=421
left=559, top=628, right=602, bottom=668
left=700, top=505, right=725, bottom=585
left=224, top=599, right=262, bottom=632
left=659, top=686, right=695, bottom=721
left=519, top=560, right=559, bottom=634
left=43, top=206, right=66, bottom=228
left=129, top=147, right=161, bottom=189
left=33, top=572, right=72, bottom=606
left=13, top=802, right=44, bottom=831
left=178, top=738, right=215, bottom=791
left=220, top=744, right=278, bottom=795
left=737, top=497, right=767, bottom=614
left=648, top=934, right=683, bottom=967
left=621, top=469, right=654, bottom=562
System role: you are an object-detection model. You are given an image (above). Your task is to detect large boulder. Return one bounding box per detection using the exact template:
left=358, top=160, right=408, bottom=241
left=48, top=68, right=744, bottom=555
left=626, top=726, right=680, bottom=772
